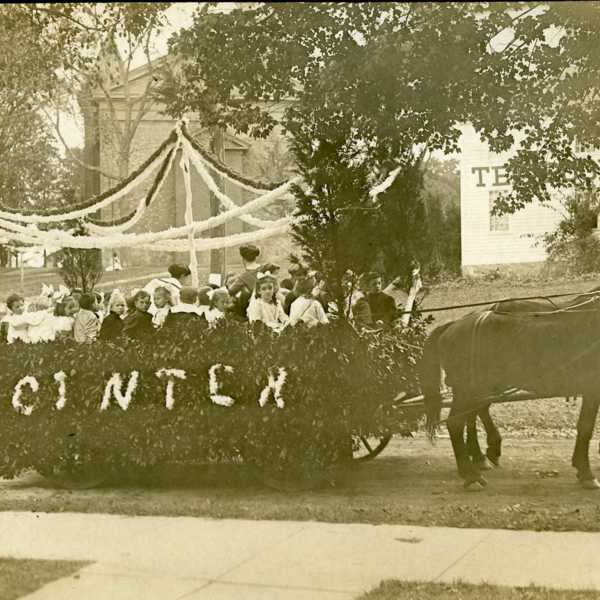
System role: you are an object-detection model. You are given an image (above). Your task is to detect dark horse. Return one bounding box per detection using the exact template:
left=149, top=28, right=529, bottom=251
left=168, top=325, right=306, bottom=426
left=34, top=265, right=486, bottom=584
left=420, top=287, right=600, bottom=490
left=463, top=288, right=600, bottom=471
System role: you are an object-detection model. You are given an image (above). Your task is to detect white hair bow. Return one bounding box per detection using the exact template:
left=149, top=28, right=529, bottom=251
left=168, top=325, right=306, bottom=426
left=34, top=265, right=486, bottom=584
left=256, top=271, right=274, bottom=280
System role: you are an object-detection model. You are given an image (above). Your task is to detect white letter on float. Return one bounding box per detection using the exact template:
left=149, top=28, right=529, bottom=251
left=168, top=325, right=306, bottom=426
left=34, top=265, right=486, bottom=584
left=100, top=372, right=140, bottom=411
left=155, top=368, right=187, bottom=410
left=12, top=376, right=39, bottom=416
left=208, top=364, right=235, bottom=407
left=54, top=371, right=67, bottom=410
left=258, top=367, right=287, bottom=409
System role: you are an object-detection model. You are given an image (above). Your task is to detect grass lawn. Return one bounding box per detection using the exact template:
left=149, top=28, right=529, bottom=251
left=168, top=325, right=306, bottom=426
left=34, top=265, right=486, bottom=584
left=4, top=432, right=600, bottom=532
left=0, top=557, right=88, bottom=600
left=421, top=273, right=600, bottom=327
left=358, top=581, right=600, bottom=600
left=0, top=265, right=189, bottom=299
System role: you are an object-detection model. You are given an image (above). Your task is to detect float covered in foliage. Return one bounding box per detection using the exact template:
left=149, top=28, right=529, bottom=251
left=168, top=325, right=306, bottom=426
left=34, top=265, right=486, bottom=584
left=0, top=319, right=425, bottom=484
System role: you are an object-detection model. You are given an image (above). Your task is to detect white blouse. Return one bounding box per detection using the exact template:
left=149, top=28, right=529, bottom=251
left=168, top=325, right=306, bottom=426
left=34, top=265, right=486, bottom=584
left=289, top=297, right=329, bottom=327
left=247, top=298, right=288, bottom=330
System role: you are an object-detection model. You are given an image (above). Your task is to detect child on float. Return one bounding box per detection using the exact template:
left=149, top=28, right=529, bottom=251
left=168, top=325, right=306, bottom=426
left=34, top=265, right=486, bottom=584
left=92, top=290, right=105, bottom=318
left=53, top=295, right=79, bottom=339
left=197, top=286, right=213, bottom=318
left=247, top=272, right=288, bottom=331
left=152, top=286, right=174, bottom=329
left=144, top=263, right=191, bottom=312
left=99, top=289, right=127, bottom=340
left=205, top=288, right=233, bottom=326
left=289, top=276, right=329, bottom=328
left=163, top=287, right=208, bottom=329
left=125, top=288, right=141, bottom=315
left=1, top=293, right=28, bottom=343
left=122, top=289, right=154, bottom=340
left=2, top=294, right=59, bottom=344
left=25, top=296, right=61, bottom=344
left=73, top=293, right=100, bottom=343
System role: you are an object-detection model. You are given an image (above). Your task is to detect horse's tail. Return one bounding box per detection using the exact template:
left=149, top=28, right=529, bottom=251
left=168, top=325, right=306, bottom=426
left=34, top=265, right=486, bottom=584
left=419, top=322, right=452, bottom=441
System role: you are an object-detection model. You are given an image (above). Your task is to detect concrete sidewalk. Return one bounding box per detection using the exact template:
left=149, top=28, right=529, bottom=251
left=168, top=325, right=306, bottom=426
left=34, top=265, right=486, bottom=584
left=0, top=512, right=598, bottom=599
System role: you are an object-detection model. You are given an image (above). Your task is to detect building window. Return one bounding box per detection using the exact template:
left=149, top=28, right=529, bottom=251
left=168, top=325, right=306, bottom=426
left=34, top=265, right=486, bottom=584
left=489, top=191, right=509, bottom=232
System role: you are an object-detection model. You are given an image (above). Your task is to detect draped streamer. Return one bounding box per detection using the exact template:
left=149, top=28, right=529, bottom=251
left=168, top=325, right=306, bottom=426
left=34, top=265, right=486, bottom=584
left=183, top=139, right=288, bottom=229
left=0, top=120, right=405, bottom=255
left=181, top=123, right=285, bottom=194
left=0, top=180, right=295, bottom=249
left=137, top=222, right=291, bottom=253
left=85, top=142, right=180, bottom=236
left=0, top=141, right=176, bottom=224
left=0, top=219, right=290, bottom=253
left=368, top=164, right=402, bottom=200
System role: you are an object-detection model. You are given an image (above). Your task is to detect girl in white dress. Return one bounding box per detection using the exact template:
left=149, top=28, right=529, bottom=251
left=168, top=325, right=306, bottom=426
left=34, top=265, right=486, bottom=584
left=3, top=294, right=29, bottom=343
left=289, top=277, right=329, bottom=328
left=152, top=286, right=174, bottom=329
left=205, top=288, right=233, bottom=326
left=247, top=273, right=288, bottom=331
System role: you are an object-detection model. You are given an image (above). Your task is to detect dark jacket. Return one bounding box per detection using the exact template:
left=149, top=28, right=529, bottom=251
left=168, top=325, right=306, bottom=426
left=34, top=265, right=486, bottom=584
left=228, top=268, right=261, bottom=320
left=367, top=291, right=397, bottom=325
left=122, top=310, right=154, bottom=340
left=163, top=306, right=208, bottom=330
left=98, top=312, right=124, bottom=341
left=283, top=290, right=298, bottom=316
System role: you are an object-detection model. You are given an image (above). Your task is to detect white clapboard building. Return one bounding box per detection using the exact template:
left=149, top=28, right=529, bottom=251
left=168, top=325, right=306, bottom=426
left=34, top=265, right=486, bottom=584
left=459, top=124, right=564, bottom=276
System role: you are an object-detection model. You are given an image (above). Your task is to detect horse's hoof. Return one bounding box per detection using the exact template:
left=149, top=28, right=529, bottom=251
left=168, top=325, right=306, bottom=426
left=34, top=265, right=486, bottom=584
left=579, top=478, right=600, bottom=490
left=486, top=453, right=500, bottom=467
left=464, top=480, right=486, bottom=492
left=475, top=457, right=495, bottom=471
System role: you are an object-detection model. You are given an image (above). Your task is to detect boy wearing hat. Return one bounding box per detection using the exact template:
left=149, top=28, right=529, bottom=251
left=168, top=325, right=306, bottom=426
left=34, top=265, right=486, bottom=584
left=143, top=263, right=192, bottom=311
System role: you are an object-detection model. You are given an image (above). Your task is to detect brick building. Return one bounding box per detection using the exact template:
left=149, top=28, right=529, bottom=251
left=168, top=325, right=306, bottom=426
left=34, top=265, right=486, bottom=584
left=83, top=57, right=296, bottom=281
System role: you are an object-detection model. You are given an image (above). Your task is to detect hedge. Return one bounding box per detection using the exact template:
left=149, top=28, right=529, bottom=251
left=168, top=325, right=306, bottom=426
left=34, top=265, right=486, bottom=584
left=0, top=319, right=425, bottom=486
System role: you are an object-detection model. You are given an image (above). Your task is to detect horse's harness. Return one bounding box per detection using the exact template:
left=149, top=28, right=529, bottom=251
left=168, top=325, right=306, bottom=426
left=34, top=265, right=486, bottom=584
left=468, top=294, right=600, bottom=392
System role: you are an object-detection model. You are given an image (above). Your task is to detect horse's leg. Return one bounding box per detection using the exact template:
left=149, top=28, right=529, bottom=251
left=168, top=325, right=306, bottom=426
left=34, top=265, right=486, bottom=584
left=571, top=394, right=600, bottom=489
left=479, top=404, right=502, bottom=466
left=465, top=413, right=493, bottom=470
left=447, top=399, right=486, bottom=490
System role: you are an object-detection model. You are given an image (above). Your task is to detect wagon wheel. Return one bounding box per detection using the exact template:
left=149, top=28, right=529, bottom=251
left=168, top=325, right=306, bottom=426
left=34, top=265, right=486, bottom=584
left=36, top=462, right=108, bottom=490
left=352, top=432, right=393, bottom=461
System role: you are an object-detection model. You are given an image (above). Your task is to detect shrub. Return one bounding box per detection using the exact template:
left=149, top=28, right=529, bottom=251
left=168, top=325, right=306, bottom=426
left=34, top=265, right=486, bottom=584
left=542, top=191, right=600, bottom=276
left=57, top=248, right=103, bottom=293
left=0, top=319, right=425, bottom=485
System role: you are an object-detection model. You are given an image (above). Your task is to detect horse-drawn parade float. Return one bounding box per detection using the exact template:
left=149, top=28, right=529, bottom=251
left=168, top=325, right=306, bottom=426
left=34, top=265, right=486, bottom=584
left=1, top=123, right=600, bottom=496
left=4, top=281, right=600, bottom=494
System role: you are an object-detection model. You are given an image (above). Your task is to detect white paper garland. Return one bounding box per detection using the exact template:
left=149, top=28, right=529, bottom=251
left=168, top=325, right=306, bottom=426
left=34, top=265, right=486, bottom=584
left=12, top=375, right=39, bottom=416
left=155, top=368, right=187, bottom=410
left=185, top=136, right=280, bottom=195
left=368, top=164, right=402, bottom=200
left=100, top=371, right=140, bottom=411
left=184, top=139, right=288, bottom=229
left=0, top=177, right=296, bottom=250
left=139, top=221, right=290, bottom=252
left=0, top=143, right=175, bottom=224
left=54, top=371, right=67, bottom=410
left=85, top=140, right=181, bottom=236
left=208, top=364, right=235, bottom=407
